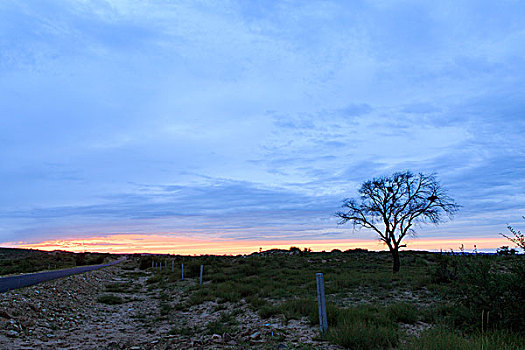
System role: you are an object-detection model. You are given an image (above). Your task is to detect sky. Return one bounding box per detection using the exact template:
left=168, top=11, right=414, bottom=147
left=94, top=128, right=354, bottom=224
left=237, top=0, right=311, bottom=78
left=1, top=0, right=524, bottom=254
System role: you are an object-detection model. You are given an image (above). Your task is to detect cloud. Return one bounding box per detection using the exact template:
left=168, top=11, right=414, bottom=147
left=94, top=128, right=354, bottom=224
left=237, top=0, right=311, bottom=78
left=1, top=1, right=524, bottom=250
left=0, top=179, right=342, bottom=242
left=340, top=104, right=373, bottom=117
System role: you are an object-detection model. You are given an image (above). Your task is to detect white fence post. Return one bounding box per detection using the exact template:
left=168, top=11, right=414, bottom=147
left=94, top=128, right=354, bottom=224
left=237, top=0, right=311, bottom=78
left=199, top=265, right=204, bottom=286
left=316, top=273, right=328, bottom=335
left=181, top=263, right=184, bottom=280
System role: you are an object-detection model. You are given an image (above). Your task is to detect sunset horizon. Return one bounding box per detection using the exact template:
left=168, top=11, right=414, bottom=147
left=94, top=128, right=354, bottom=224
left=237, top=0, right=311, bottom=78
left=2, top=234, right=511, bottom=255
left=1, top=1, right=524, bottom=262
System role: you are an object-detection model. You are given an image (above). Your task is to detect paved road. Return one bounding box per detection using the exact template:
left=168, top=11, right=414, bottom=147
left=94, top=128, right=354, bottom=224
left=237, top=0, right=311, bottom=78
left=0, top=259, right=124, bottom=293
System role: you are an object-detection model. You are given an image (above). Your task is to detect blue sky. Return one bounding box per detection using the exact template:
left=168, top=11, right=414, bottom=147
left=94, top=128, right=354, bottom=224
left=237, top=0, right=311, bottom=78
left=1, top=1, right=524, bottom=250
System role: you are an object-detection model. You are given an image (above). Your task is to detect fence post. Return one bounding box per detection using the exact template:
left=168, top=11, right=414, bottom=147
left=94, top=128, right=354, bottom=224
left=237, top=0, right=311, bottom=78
left=316, top=273, right=328, bottom=335
left=181, top=263, right=184, bottom=280
left=172, top=260, right=174, bottom=272
left=199, top=265, right=204, bottom=286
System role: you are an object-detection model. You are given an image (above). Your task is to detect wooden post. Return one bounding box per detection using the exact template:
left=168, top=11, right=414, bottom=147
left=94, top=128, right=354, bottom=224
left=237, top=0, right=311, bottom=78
left=199, top=265, right=203, bottom=286
left=181, top=263, right=184, bottom=280
left=172, top=260, right=174, bottom=272
left=316, top=273, right=328, bottom=335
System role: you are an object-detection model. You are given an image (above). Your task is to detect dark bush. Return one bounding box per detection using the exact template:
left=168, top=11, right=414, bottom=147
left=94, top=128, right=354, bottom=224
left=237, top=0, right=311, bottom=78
left=139, top=256, right=154, bottom=270
left=431, top=253, right=458, bottom=284
left=497, top=246, right=518, bottom=255
left=97, top=294, right=124, bottom=305
left=450, top=256, right=525, bottom=334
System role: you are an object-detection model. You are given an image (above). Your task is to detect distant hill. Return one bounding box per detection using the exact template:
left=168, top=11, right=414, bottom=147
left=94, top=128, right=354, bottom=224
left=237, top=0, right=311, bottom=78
left=0, top=247, right=117, bottom=276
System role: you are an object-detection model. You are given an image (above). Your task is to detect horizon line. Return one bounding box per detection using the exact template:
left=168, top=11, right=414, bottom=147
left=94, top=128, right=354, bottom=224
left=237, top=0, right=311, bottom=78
left=1, top=234, right=512, bottom=255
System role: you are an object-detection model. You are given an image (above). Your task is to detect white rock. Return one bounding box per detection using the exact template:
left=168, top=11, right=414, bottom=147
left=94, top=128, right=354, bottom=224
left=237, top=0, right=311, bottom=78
left=7, top=330, right=19, bottom=338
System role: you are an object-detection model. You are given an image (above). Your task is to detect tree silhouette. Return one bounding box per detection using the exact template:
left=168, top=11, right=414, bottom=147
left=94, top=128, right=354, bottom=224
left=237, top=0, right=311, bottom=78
left=500, top=216, right=525, bottom=252
left=336, top=171, right=459, bottom=273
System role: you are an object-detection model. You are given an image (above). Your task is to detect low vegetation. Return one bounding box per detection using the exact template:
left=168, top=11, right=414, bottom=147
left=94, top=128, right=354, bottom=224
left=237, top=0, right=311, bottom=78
left=2, top=246, right=523, bottom=349
left=140, top=248, right=524, bottom=349
left=97, top=294, right=125, bottom=305
left=0, top=248, right=115, bottom=275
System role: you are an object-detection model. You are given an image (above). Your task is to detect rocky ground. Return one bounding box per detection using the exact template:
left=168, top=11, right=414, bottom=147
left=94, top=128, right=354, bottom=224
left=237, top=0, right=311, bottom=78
left=0, top=261, right=343, bottom=350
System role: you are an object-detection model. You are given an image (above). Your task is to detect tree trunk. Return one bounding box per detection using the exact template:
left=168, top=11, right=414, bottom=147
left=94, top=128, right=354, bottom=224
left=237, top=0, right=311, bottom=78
left=391, top=248, right=400, bottom=273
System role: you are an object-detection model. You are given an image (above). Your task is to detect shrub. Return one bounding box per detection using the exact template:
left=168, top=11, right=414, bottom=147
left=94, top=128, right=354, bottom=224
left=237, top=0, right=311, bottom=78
left=146, top=275, right=162, bottom=284
left=97, top=294, right=124, bottom=305
left=186, top=288, right=213, bottom=306
left=278, top=298, right=318, bottom=322
left=406, top=326, right=525, bottom=350
left=159, top=301, right=171, bottom=315
left=405, top=326, right=470, bottom=350
left=327, top=318, right=398, bottom=350
left=289, top=247, right=301, bottom=254
left=245, top=295, right=269, bottom=309
left=188, top=263, right=202, bottom=277
left=206, top=312, right=238, bottom=334
left=385, top=302, right=418, bottom=324
left=450, top=256, right=525, bottom=333
left=258, top=304, right=281, bottom=319
left=430, top=253, right=458, bottom=283
left=105, top=282, right=130, bottom=293
left=138, top=256, right=153, bottom=270
left=496, top=246, right=518, bottom=255
left=169, top=326, right=194, bottom=336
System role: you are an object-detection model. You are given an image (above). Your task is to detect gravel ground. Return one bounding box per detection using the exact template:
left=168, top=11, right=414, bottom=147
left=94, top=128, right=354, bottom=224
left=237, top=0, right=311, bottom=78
left=0, top=262, right=343, bottom=350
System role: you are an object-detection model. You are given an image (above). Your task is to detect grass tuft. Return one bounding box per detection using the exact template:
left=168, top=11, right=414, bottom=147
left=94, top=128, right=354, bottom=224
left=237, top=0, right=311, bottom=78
left=386, top=302, right=418, bottom=324
left=97, top=294, right=124, bottom=305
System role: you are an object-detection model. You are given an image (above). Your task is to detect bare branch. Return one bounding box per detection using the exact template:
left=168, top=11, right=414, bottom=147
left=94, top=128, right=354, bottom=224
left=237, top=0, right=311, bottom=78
left=500, top=217, right=525, bottom=252
left=336, top=170, right=459, bottom=273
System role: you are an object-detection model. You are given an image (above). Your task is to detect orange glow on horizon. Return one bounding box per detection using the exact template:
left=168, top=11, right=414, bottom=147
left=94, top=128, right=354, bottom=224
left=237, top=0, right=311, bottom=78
left=1, top=234, right=511, bottom=255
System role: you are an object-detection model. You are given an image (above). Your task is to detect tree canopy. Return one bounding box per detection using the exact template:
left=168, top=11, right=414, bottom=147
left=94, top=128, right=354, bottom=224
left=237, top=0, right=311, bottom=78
left=336, top=171, right=459, bottom=272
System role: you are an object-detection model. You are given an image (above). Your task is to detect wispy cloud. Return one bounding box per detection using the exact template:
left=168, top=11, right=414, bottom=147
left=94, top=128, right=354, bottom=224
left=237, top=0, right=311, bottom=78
left=1, top=1, right=524, bottom=251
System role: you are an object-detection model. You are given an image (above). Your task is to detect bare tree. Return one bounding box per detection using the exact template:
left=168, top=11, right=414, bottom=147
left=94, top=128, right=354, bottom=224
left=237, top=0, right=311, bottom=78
left=336, top=171, right=459, bottom=273
left=500, top=216, right=525, bottom=252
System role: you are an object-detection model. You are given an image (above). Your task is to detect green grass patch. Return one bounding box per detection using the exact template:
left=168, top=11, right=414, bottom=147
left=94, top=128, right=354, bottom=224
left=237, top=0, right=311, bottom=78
left=131, top=250, right=525, bottom=349
left=159, top=301, right=171, bottom=315
left=385, top=302, right=418, bottom=324
left=105, top=282, right=132, bottom=293
left=406, top=326, right=525, bottom=350
left=169, top=326, right=195, bottom=337
left=327, top=319, right=399, bottom=350
left=206, top=312, right=239, bottom=335
left=146, top=275, right=162, bottom=284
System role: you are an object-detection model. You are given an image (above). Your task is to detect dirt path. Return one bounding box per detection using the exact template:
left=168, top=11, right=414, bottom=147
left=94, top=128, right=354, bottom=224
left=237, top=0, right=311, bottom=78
left=0, top=262, right=342, bottom=350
